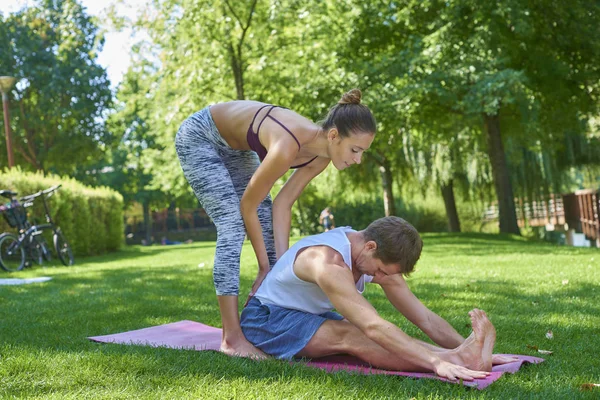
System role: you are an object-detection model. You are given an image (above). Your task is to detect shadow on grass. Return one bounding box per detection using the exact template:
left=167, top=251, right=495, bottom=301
left=370, top=279, right=600, bottom=327
left=2, top=235, right=599, bottom=398
left=43, top=241, right=220, bottom=265
left=422, top=233, right=597, bottom=256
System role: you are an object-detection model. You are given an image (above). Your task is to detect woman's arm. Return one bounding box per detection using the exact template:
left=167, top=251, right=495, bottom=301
left=272, top=157, right=330, bottom=259
left=240, top=143, right=297, bottom=270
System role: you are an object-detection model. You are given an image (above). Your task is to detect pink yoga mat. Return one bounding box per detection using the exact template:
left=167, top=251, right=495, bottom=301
left=88, top=320, right=544, bottom=390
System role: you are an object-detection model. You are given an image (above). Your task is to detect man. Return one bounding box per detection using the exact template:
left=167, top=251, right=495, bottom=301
left=241, top=216, right=516, bottom=381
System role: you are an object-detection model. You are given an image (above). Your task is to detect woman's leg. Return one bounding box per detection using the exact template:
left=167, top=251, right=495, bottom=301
left=222, top=150, right=277, bottom=268
left=175, top=111, right=266, bottom=358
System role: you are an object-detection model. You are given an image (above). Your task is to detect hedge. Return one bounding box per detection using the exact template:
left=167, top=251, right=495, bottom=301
left=0, top=168, right=123, bottom=257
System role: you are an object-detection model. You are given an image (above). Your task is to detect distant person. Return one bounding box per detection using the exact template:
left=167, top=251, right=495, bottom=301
left=319, top=207, right=335, bottom=231
left=161, top=237, right=193, bottom=245
left=162, top=236, right=182, bottom=245
left=175, top=89, right=377, bottom=358
left=141, top=236, right=155, bottom=246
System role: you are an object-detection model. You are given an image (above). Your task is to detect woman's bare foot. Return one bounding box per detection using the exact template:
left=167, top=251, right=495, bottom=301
left=221, top=337, right=269, bottom=360
left=452, top=309, right=496, bottom=371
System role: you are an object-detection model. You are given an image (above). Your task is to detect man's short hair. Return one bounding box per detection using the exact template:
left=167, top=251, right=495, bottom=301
left=363, top=216, right=423, bottom=275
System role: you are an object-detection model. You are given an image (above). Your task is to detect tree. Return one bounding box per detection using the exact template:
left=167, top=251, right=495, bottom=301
left=103, top=60, right=171, bottom=245
left=0, top=0, right=112, bottom=173
left=342, top=0, right=600, bottom=234
left=126, top=0, right=368, bottom=201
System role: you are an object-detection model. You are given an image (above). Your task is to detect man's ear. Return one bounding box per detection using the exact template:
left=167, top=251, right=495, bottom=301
left=366, top=240, right=378, bottom=251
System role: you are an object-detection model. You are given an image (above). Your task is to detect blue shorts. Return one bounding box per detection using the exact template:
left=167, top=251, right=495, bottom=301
left=241, top=297, right=343, bottom=360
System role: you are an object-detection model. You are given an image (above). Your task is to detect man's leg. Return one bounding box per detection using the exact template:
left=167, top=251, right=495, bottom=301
left=297, top=319, right=427, bottom=371
left=296, top=309, right=495, bottom=372
left=410, top=309, right=495, bottom=371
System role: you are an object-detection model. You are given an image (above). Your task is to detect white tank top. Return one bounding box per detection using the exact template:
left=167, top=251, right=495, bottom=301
left=254, top=227, right=373, bottom=315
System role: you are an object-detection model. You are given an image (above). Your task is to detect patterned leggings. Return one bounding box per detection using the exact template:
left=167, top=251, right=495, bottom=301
left=175, top=107, right=277, bottom=296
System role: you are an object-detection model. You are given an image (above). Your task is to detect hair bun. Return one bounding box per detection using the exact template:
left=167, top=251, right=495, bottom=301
left=338, top=88, right=362, bottom=105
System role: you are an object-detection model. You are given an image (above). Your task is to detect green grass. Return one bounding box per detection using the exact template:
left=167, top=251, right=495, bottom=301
left=1, top=233, right=599, bottom=399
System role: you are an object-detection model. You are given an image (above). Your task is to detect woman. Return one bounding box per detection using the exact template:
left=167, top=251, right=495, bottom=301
left=175, top=89, right=376, bottom=358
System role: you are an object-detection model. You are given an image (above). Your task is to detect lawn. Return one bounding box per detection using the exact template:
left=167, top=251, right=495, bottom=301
left=1, top=233, right=599, bottom=399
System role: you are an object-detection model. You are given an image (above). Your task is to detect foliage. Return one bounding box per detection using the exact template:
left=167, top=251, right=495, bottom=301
left=0, top=167, right=123, bottom=255
left=3, top=0, right=599, bottom=238
left=0, top=0, right=113, bottom=174
left=337, top=0, right=600, bottom=233
left=101, top=62, right=171, bottom=209
left=125, top=0, right=365, bottom=201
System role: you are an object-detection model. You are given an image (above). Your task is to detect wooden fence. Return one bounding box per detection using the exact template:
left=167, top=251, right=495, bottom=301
left=124, top=208, right=215, bottom=244
left=484, top=189, right=599, bottom=243
left=563, top=189, right=599, bottom=243
left=484, top=196, right=565, bottom=228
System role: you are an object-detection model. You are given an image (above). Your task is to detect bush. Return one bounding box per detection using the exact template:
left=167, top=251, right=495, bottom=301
left=291, top=191, right=448, bottom=235
left=0, top=168, right=123, bottom=256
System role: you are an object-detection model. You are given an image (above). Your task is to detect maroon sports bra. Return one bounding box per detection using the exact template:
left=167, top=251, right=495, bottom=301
left=247, top=104, right=318, bottom=169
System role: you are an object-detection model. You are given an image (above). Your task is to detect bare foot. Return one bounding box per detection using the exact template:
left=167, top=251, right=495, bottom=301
left=453, top=309, right=496, bottom=371
left=220, top=337, right=269, bottom=360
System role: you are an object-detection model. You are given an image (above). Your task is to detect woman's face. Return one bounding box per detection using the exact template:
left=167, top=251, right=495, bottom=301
left=328, top=129, right=375, bottom=170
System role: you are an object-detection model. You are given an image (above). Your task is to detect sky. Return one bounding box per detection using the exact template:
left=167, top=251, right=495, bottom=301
left=0, top=0, right=149, bottom=88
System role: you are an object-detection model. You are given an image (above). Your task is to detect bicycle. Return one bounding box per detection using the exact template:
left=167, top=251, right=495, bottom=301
left=0, top=185, right=74, bottom=272
left=0, top=190, right=45, bottom=270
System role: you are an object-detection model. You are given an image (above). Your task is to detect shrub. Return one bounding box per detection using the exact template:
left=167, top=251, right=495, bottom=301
left=0, top=168, right=123, bottom=257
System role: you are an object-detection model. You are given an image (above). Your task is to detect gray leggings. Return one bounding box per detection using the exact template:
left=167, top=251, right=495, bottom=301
left=175, top=107, right=277, bottom=296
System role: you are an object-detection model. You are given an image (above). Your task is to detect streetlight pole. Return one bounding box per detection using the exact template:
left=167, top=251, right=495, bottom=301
left=0, top=76, right=17, bottom=168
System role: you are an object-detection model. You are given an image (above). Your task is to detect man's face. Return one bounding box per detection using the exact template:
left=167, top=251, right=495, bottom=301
left=354, top=241, right=401, bottom=279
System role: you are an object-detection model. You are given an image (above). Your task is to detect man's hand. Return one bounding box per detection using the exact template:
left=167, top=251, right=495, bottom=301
left=492, top=354, right=519, bottom=365
left=433, top=360, right=490, bottom=381
left=244, top=268, right=270, bottom=307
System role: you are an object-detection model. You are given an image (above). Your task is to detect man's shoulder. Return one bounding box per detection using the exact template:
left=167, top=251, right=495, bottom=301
left=298, top=244, right=344, bottom=265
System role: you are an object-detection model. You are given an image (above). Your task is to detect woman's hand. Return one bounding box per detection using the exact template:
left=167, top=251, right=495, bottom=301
left=244, top=267, right=270, bottom=306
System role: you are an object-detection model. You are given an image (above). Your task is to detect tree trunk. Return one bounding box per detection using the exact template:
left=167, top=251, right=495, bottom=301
left=379, top=159, right=396, bottom=217
left=484, top=114, right=521, bottom=235
left=228, top=44, right=245, bottom=100
left=143, top=200, right=152, bottom=245
left=222, top=0, right=258, bottom=101
left=441, top=180, right=461, bottom=232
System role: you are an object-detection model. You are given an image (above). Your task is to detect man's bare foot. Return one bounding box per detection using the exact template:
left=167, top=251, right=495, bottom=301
left=453, top=309, right=496, bottom=371
left=221, top=337, right=269, bottom=360
left=476, top=309, right=496, bottom=371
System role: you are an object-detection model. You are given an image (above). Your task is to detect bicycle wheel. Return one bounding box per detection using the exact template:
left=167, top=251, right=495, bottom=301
left=53, top=229, right=74, bottom=266
left=0, top=233, right=26, bottom=272
left=37, top=235, right=53, bottom=262
left=28, top=236, right=44, bottom=265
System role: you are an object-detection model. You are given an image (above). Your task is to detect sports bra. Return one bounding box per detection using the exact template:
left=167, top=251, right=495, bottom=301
left=247, top=104, right=318, bottom=169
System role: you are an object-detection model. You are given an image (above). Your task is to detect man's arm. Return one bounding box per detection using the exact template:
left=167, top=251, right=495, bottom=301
left=372, top=274, right=464, bottom=349
left=373, top=274, right=518, bottom=365
left=294, top=252, right=445, bottom=371
left=315, top=264, right=443, bottom=370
